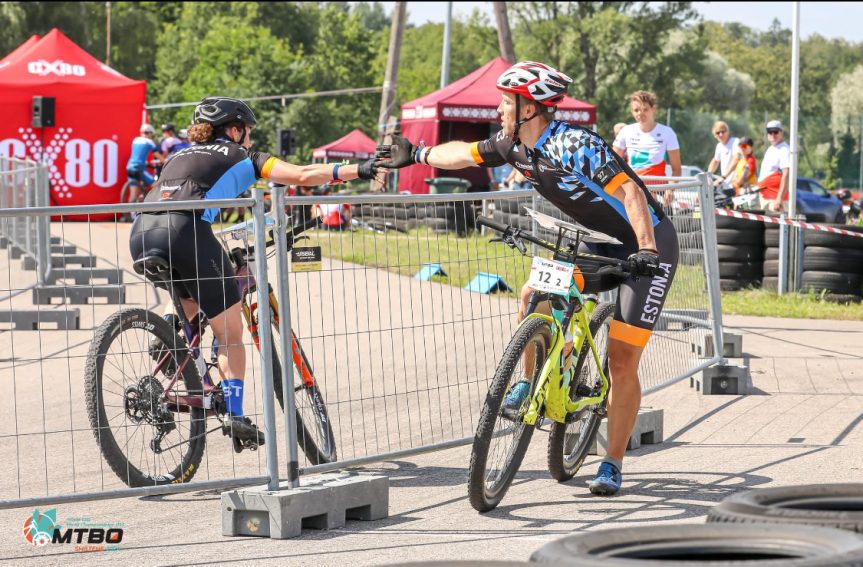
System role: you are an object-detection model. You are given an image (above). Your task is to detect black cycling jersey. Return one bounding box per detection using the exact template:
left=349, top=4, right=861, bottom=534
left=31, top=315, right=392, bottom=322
left=145, top=137, right=277, bottom=224
left=473, top=120, right=665, bottom=250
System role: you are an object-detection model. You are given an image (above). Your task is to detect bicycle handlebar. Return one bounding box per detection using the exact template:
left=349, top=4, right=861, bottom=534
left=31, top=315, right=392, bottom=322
left=476, top=216, right=631, bottom=275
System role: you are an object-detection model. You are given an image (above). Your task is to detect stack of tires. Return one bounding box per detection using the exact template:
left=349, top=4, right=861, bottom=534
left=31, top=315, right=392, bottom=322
left=418, top=201, right=477, bottom=236
left=764, top=223, right=863, bottom=302
left=671, top=213, right=702, bottom=266
left=490, top=197, right=532, bottom=231
left=354, top=203, right=423, bottom=233
left=715, top=213, right=765, bottom=291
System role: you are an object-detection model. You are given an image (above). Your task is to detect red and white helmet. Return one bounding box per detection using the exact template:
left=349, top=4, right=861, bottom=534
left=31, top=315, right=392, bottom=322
left=496, top=61, right=573, bottom=107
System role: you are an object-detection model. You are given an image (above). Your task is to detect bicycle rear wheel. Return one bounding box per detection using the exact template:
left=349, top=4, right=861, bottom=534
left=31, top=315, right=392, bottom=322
left=118, top=181, right=141, bottom=222
left=85, top=308, right=206, bottom=487
left=547, top=302, right=614, bottom=482
left=468, top=316, right=551, bottom=512
left=267, top=312, right=337, bottom=465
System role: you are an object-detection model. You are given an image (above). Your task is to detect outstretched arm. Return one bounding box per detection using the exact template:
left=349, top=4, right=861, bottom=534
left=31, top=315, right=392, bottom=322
left=375, top=136, right=481, bottom=170
left=267, top=159, right=381, bottom=187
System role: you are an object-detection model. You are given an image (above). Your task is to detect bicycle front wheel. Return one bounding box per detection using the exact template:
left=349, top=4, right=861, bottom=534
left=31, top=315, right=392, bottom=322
left=268, top=314, right=337, bottom=465
left=468, top=316, right=552, bottom=512
left=85, top=308, right=206, bottom=487
left=547, top=301, right=614, bottom=482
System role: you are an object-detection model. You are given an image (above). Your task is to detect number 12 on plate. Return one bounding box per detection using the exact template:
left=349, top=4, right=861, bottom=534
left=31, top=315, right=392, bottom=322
left=527, top=256, right=574, bottom=296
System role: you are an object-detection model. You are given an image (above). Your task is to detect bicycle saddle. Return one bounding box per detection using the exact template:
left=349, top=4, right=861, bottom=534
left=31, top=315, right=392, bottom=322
left=133, top=250, right=178, bottom=285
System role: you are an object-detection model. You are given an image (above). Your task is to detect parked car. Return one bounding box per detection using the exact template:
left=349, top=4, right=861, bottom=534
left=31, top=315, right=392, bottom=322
left=796, top=177, right=844, bottom=223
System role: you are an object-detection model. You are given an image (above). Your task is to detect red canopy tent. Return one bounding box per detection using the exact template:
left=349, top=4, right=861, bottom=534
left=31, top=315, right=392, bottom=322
left=0, top=29, right=146, bottom=217
left=399, top=57, right=596, bottom=193
left=312, top=128, right=376, bottom=161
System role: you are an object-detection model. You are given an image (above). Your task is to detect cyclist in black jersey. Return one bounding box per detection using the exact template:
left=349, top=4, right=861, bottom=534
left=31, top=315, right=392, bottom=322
left=375, top=62, right=679, bottom=496
left=131, top=96, right=381, bottom=448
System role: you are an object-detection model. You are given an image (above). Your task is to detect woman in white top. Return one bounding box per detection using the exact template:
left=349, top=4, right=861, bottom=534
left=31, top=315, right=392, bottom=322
left=613, top=90, right=681, bottom=180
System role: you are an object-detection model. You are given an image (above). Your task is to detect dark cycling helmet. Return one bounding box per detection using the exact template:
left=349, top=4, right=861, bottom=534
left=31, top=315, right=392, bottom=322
left=496, top=61, right=572, bottom=107
left=193, top=97, right=257, bottom=129
left=161, top=122, right=176, bottom=133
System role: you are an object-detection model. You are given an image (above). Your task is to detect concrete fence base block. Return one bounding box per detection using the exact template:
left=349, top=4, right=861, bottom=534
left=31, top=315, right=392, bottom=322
left=45, top=268, right=123, bottom=285
left=23, top=255, right=97, bottom=270
left=589, top=407, right=664, bottom=456
left=0, top=235, right=7, bottom=248
left=0, top=309, right=80, bottom=330
left=33, top=285, right=125, bottom=305
left=50, top=245, right=77, bottom=255
left=654, top=308, right=708, bottom=332
left=696, top=364, right=751, bottom=395
left=692, top=332, right=743, bottom=358
left=221, top=472, right=389, bottom=539
left=9, top=245, right=24, bottom=259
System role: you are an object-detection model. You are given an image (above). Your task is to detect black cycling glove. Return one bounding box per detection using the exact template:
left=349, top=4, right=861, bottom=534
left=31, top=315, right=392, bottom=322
left=357, top=158, right=379, bottom=180
left=374, top=136, right=418, bottom=169
left=628, top=248, right=660, bottom=278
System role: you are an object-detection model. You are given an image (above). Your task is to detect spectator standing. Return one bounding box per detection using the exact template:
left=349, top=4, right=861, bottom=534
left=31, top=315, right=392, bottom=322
left=159, top=122, right=183, bottom=156
left=613, top=91, right=681, bottom=179
left=706, top=121, right=740, bottom=185
left=731, top=136, right=757, bottom=195
left=757, top=120, right=791, bottom=212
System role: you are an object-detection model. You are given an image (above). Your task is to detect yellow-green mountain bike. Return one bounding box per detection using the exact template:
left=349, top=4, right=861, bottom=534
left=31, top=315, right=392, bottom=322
left=469, top=215, right=631, bottom=512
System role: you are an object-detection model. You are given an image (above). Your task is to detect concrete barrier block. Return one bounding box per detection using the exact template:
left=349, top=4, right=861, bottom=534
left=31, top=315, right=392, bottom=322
left=0, top=309, right=80, bottom=330
left=692, top=332, right=743, bottom=358
left=695, top=363, right=751, bottom=395
left=221, top=472, right=388, bottom=539
left=589, top=407, right=664, bottom=455
left=33, top=285, right=125, bottom=305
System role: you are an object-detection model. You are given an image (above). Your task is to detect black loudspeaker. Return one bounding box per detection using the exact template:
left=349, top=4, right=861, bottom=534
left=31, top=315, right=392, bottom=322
left=277, top=128, right=296, bottom=156
left=32, top=96, right=56, bottom=128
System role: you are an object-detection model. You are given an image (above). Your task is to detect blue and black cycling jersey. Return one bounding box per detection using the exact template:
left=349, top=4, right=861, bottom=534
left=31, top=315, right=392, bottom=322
left=472, top=120, right=665, bottom=250
left=127, top=136, right=158, bottom=170
left=145, top=138, right=277, bottom=224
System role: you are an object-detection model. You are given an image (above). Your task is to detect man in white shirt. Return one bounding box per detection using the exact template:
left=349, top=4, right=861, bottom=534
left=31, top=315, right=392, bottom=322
left=757, top=120, right=791, bottom=212
left=706, top=121, right=740, bottom=184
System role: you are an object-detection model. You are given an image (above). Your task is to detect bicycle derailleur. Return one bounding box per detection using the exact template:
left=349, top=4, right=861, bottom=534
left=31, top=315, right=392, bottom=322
left=124, top=375, right=177, bottom=454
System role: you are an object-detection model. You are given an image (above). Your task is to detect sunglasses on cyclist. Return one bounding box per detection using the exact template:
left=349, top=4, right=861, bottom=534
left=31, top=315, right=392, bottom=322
left=766, top=129, right=781, bottom=135
left=713, top=129, right=727, bottom=135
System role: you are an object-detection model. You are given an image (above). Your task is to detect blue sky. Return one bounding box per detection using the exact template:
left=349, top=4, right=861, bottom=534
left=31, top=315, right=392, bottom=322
left=375, top=2, right=863, bottom=43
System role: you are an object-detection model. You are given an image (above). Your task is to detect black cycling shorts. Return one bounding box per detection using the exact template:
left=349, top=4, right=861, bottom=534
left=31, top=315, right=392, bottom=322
left=129, top=212, right=241, bottom=318
left=580, top=216, right=680, bottom=347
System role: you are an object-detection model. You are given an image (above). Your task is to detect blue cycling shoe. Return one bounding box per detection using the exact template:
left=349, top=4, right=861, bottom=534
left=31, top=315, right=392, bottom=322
left=502, top=380, right=531, bottom=412
left=589, top=462, right=622, bottom=496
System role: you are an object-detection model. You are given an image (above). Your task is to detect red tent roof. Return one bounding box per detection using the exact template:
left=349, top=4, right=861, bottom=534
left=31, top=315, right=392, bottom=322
left=312, top=128, right=377, bottom=160
left=401, top=57, right=596, bottom=124
left=0, top=28, right=144, bottom=102
left=0, top=35, right=41, bottom=66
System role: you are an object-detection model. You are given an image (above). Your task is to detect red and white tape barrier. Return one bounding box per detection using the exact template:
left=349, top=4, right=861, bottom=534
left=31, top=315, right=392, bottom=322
left=715, top=208, right=863, bottom=239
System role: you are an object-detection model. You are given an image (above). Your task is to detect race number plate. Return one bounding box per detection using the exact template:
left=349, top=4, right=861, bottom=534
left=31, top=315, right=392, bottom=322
left=528, top=256, right=574, bottom=296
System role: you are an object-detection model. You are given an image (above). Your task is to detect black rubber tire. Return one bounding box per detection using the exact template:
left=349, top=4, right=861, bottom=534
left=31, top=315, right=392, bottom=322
left=718, top=261, right=763, bottom=280
left=495, top=199, right=523, bottom=215
left=765, top=246, right=779, bottom=260
left=679, top=250, right=703, bottom=266
left=762, top=276, right=778, bottom=292
left=763, top=260, right=779, bottom=277
left=422, top=217, right=451, bottom=231
left=716, top=227, right=765, bottom=245
left=716, top=212, right=766, bottom=229
left=85, top=308, right=206, bottom=487
left=719, top=278, right=757, bottom=292
left=492, top=210, right=533, bottom=231
left=717, top=244, right=763, bottom=262
left=764, top=228, right=780, bottom=247
left=707, top=483, right=863, bottom=534
left=369, top=205, right=415, bottom=220
left=267, top=312, right=337, bottom=465
left=530, top=523, right=863, bottom=566
left=801, top=271, right=863, bottom=295
left=804, top=246, right=863, bottom=273
left=468, top=317, right=549, bottom=512
left=547, top=302, right=614, bottom=482
left=679, top=232, right=703, bottom=250
left=804, top=224, right=863, bottom=249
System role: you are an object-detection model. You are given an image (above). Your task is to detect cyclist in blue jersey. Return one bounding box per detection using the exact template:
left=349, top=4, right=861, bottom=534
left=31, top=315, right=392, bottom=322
left=130, top=97, right=382, bottom=447
left=375, top=61, right=679, bottom=496
left=125, top=124, right=165, bottom=204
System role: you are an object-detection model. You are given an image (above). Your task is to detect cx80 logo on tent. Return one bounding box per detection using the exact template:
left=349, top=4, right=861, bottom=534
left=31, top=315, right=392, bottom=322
left=27, top=59, right=86, bottom=77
